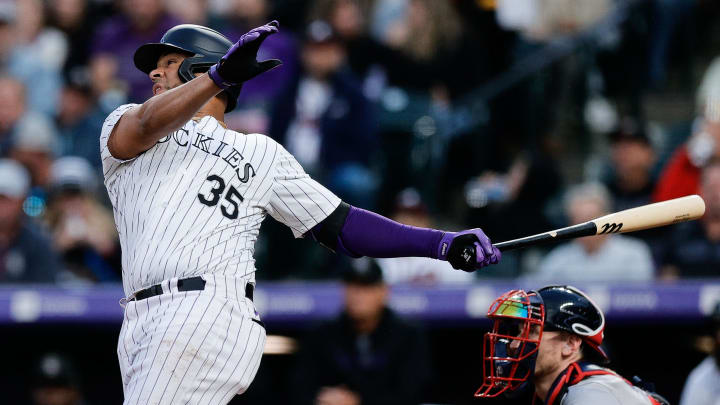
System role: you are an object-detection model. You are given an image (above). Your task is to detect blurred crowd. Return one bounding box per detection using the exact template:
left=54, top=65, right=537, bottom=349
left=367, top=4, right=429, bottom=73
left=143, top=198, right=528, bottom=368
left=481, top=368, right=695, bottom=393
left=0, top=0, right=719, bottom=285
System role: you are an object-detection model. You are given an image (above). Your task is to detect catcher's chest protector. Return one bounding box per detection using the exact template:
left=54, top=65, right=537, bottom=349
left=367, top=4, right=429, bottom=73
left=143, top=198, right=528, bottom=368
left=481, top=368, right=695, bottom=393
left=533, top=362, right=668, bottom=405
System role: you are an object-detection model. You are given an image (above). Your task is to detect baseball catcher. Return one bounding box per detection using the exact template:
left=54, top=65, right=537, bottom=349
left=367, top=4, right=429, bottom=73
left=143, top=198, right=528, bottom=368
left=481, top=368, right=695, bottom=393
left=476, top=285, right=670, bottom=405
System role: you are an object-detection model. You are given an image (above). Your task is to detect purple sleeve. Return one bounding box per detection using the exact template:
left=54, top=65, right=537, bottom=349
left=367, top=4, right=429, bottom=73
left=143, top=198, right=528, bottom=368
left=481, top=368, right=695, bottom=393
left=335, top=206, right=445, bottom=259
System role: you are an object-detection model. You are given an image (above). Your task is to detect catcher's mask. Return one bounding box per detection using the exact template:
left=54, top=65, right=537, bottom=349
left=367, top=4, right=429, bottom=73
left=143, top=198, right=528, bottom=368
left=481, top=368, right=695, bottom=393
left=475, top=285, right=608, bottom=398
left=475, top=289, right=544, bottom=398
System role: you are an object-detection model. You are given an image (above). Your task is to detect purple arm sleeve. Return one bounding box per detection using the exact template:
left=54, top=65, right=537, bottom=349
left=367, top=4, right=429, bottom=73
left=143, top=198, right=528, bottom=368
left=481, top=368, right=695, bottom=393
left=334, top=206, right=445, bottom=259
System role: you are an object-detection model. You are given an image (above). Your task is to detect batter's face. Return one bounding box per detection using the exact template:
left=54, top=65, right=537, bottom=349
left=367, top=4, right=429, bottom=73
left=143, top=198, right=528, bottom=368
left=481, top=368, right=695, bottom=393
left=149, top=53, right=187, bottom=96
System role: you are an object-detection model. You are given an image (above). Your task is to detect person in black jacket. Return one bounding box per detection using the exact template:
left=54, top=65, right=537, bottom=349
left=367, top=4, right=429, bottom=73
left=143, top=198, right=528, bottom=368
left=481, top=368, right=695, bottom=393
left=269, top=20, right=379, bottom=209
left=292, top=259, right=431, bottom=405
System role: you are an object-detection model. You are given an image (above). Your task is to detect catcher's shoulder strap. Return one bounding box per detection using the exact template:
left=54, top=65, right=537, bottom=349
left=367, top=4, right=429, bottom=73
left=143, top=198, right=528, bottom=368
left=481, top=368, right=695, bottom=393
left=535, top=362, right=670, bottom=405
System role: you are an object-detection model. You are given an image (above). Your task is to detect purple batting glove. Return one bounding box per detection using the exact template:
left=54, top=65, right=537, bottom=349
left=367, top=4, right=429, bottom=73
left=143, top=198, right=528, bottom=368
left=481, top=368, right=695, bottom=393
left=208, top=20, right=282, bottom=89
left=437, top=228, right=501, bottom=272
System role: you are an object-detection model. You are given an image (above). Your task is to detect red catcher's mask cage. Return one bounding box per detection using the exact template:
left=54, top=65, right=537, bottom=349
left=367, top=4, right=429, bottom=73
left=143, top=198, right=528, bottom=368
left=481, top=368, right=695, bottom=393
left=475, top=289, right=545, bottom=398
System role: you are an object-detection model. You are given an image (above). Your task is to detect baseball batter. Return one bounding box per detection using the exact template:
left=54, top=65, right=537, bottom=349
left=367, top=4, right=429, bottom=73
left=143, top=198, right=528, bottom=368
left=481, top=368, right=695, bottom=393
left=475, top=286, right=669, bottom=405
left=102, top=21, right=501, bottom=405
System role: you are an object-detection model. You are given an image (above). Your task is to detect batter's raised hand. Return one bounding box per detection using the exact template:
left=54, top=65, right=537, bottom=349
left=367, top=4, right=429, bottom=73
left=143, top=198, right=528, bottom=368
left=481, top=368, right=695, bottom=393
left=208, top=20, right=282, bottom=89
left=437, top=228, right=501, bottom=272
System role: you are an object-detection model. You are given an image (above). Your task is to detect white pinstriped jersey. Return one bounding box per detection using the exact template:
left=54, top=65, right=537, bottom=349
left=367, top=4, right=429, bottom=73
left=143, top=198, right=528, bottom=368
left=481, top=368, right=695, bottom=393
left=101, top=104, right=341, bottom=296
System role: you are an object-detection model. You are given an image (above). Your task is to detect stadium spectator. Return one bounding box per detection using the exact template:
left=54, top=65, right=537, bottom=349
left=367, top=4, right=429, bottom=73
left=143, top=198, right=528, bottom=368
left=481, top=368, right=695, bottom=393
left=0, top=1, right=15, bottom=56
left=462, top=151, right=562, bottom=268
left=8, top=113, right=60, bottom=218
left=220, top=0, right=299, bottom=133
left=646, top=0, right=697, bottom=89
left=90, top=0, right=180, bottom=103
left=531, top=182, right=654, bottom=281
left=31, top=353, right=85, bottom=405
left=653, top=61, right=720, bottom=203
left=47, top=0, right=102, bottom=79
left=56, top=75, right=106, bottom=170
left=0, top=159, right=61, bottom=283
left=0, top=76, right=27, bottom=156
left=8, top=0, right=67, bottom=116
left=679, top=301, right=720, bottom=405
left=604, top=118, right=657, bottom=212
left=496, top=0, right=612, bottom=41
left=165, top=0, right=214, bottom=27
left=658, top=160, right=720, bottom=278
left=601, top=118, right=669, bottom=257
left=270, top=20, right=378, bottom=208
left=376, top=188, right=474, bottom=285
left=45, top=157, right=119, bottom=283
left=291, top=258, right=431, bottom=405
left=313, top=0, right=479, bottom=99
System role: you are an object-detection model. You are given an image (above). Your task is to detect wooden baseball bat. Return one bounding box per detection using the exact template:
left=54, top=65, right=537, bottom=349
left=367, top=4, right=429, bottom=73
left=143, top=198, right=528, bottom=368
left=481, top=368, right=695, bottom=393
left=494, top=194, right=706, bottom=252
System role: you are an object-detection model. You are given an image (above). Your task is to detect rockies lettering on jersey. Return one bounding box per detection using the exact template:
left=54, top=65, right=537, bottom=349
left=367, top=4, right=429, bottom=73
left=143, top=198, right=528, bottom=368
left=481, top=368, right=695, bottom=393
left=101, top=104, right=341, bottom=296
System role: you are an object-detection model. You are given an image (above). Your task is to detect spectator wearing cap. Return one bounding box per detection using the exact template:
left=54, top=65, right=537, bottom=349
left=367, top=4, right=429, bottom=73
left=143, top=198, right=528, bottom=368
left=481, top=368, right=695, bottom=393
left=8, top=112, right=61, bottom=218
left=658, top=160, right=720, bottom=279
left=32, top=353, right=86, bottom=405
left=0, top=159, right=61, bottom=283
left=601, top=118, right=667, bottom=256
left=292, top=258, right=431, bottom=405
left=270, top=20, right=379, bottom=208
left=44, top=157, right=120, bottom=283
left=56, top=76, right=107, bottom=171
left=376, top=188, right=474, bottom=285
left=531, top=182, right=655, bottom=282
left=679, top=301, right=720, bottom=405
left=603, top=118, right=657, bottom=213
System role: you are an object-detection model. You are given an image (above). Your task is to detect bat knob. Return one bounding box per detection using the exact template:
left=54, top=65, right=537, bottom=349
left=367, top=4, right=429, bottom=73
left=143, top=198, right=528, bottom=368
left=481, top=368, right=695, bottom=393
left=461, top=245, right=475, bottom=266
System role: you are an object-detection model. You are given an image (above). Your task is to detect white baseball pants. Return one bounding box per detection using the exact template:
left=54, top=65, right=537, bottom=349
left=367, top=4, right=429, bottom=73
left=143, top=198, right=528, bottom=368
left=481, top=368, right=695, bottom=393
left=117, top=274, right=265, bottom=405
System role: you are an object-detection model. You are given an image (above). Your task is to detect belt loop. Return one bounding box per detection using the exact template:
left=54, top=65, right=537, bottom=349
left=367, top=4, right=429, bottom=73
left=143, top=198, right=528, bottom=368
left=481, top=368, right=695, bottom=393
left=168, top=278, right=178, bottom=294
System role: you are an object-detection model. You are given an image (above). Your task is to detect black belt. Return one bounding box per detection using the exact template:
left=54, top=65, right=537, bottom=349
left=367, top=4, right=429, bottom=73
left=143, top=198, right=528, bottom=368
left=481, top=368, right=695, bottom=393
left=132, top=276, right=254, bottom=301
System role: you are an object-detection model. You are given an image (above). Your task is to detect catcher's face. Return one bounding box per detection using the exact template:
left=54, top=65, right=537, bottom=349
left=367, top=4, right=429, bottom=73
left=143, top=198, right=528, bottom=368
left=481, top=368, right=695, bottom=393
left=149, top=53, right=186, bottom=96
left=533, top=330, right=584, bottom=383
left=475, top=290, right=544, bottom=398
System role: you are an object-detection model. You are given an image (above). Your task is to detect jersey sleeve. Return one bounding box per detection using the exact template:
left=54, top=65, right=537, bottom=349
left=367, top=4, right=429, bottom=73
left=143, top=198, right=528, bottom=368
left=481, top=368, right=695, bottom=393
left=266, top=144, right=341, bottom=238
left=99, top=103, right=139, bottom=180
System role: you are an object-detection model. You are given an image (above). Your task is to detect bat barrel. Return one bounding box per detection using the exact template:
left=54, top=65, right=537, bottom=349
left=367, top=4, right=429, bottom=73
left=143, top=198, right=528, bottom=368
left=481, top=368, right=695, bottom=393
left=493, top=194, right=705, bottom=252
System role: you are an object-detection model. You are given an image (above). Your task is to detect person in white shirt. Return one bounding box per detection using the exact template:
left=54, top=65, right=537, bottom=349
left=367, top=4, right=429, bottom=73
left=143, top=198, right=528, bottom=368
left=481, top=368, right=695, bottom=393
left=532, top=182, right=654, bottom=282
left=679, top=301, right=720, bottom=405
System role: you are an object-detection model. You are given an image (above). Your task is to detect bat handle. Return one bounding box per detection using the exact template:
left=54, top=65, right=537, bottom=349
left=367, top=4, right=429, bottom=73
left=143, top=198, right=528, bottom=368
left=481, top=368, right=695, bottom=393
left=493, top=222, right=597, bottom=252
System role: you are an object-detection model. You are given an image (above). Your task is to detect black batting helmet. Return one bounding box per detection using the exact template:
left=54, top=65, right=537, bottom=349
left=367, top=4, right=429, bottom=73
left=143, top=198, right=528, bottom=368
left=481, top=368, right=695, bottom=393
left=134, top=24, right=241, bottom=112
left=537, top=285, right=608, bottom=362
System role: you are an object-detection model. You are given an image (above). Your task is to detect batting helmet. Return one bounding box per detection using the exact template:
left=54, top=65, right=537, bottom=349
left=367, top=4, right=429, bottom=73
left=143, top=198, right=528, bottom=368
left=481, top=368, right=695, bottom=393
left=134, top=24, right=241, bottom=112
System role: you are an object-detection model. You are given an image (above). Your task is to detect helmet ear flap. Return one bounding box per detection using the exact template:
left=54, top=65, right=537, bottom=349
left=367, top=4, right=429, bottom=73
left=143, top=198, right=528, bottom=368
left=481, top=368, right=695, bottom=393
left=176, top=57, right=238, bottom=112
left=177, top=57, right=214, bottom=82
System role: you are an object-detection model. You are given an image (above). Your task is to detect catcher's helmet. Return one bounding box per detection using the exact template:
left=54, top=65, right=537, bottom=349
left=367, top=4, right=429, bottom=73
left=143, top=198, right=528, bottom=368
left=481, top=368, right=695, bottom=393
left=537, top=285, right=607, bottom=361
left=475, top=285, right=607, bottom=398
left=134, top=24, right=240, bottom=112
